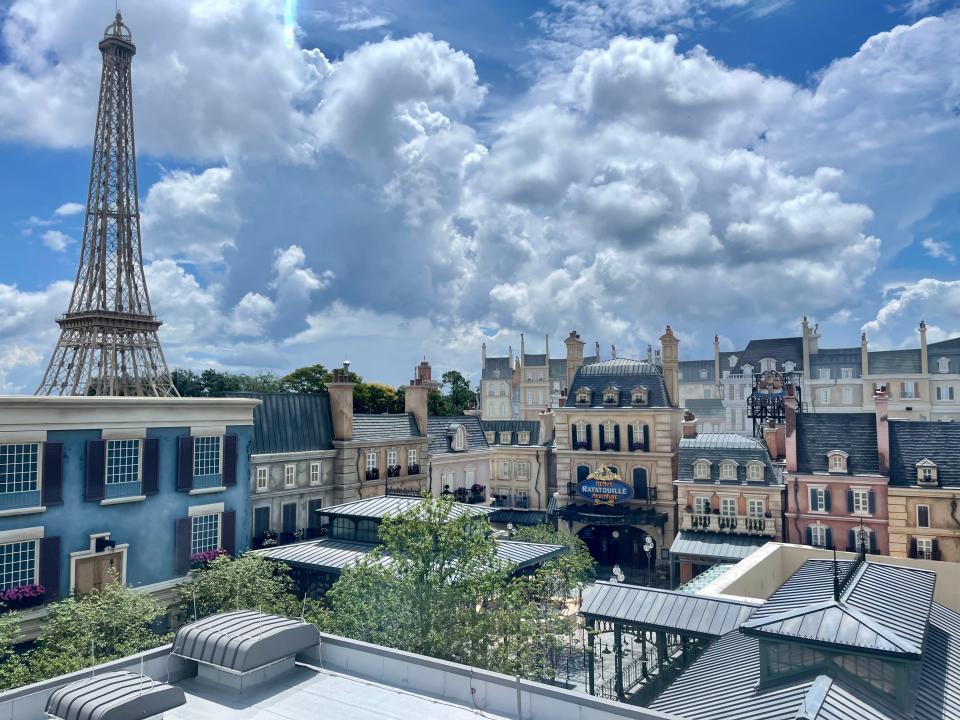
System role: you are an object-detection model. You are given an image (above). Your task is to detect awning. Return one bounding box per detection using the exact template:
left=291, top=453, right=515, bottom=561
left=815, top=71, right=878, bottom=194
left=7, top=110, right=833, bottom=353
left=669, top=531, right=769, bottom=562
left=488, top=509, right=547, bottom=526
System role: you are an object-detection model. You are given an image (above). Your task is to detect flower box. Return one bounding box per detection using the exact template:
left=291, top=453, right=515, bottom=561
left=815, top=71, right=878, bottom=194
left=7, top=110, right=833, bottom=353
left=0, top=583, right=45, bottom=612
left=190, top=548, right=228, bottom=567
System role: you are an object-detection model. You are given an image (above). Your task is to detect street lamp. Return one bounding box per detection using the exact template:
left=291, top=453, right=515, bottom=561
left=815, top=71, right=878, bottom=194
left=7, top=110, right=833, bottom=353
left=643, top=536, right=655, bottom=586
left=611, top=564, right=625, bottom=583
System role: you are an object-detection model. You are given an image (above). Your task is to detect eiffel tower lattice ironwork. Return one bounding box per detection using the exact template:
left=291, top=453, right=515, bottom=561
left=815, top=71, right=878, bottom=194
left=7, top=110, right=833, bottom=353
left=37, top=12, right=178, bottom=397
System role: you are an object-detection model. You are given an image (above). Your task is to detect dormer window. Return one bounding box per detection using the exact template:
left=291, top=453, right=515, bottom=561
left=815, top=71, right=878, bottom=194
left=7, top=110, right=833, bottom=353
left=742, top=363, right=754, bottom=376
left=631, top=386, right=648, bottom=405
left=485, top=431, right=496, bottom=444
left=827, top=450, right=848, bottom=473
left=517, top=431, right=530, bottom=445
left=576, top=388, right=591, bottom=406
left=728, top=355, right=738, bottom=367
left=452, top=425, right=468, bottom=451
left=719, top=461, right=737, bottom=481
left=916, top=459, right=938, bottom=485
left=499, top=432, right=511, bottom=445
left=746, top=462, right=763, bottom=481
left=760, top=358, right=776, bottom=372
left=693, top=460, right=711, bottom=480
left=603, top=386, right=618, bottom=405
left=699, top=369, right=708, bottom=379
left=938, top=357, right=950, bottom=374
left=783, top=361, right=796, bottom=373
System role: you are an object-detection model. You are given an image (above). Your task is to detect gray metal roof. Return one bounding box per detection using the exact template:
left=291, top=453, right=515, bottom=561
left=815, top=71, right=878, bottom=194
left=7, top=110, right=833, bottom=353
left=565, top=358, right=671, bottom=408
left=172, top=611, right=319, bottom=673
left=227, top=392, right=334, bottom=454
left=352, top=413, right=421, bottom=441
left=427, top=416, right=489, bottom=454
left=868, top=349, right=922, bottom=374
left=46, top=671, right=186, bottom=720
left=523, top=353, right=547, bottom=366
left=669, top=531, right=770, bottom=561
left=317, top=495, right=496, bottom=520
left=549, top=358, right=567, bottom=378
left=678, top=359, right=715, bottom=383
left=738, top=337, right=804, bottom=372
left=927, top=337, right=960, bottom=372
left=480, top=420, right=541, bottom=445
left=481, top=356, right=513, bottom=380
left=889, top=420, right=960, bottom=488
left=810, top=347, right=862, bottom=376
left=487, top=509, right=547, bottom=526
left=795, top=413, right=881, bottom=475
left=581, top=581, right=756, bottom=639
left=678, top=433, right=778, bottom=485
left=257, top=536, right=564, bottom=572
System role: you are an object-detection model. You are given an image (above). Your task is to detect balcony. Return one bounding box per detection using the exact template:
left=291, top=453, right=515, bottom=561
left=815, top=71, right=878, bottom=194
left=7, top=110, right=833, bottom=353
left=365, top=468, right=380, bottom=481
left=681, top=512, right=776, bottom=537
left=493, top=495, right=530, bottom=509
left=387, top=465, right=401, bottom=478
left=407, top=463, right=421, bottom=475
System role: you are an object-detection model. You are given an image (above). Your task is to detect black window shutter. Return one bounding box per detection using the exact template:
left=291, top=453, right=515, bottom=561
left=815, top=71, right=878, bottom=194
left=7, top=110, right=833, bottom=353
left=282, top=503, right=297, bottom=533
left=627, top=424, right=634, bottom=449
left=85, top=440, right=106, bottom=502
left=868, top=490, right=876, bottom=514
left=868, top=529, right=876, bottom=553
left=847, top=489, right=854, bottom=513
left=177, top=437, right=194, bottom=492
left=932, top=539, right=940, bottom=561
left=571, top=424, right=577, bottom=445
left=848, top=529, right=856, bottom=552
left=809, top=488, right=816, bottom=510
left=221, top=510, right=236, bottom=556
left=39, top=536, right=61, bottom=600
left=586, top=425, right=593, bottom=451
left=222, top=434, right=238, bottom=487
left=909, top=538, right=918, bottom=558
left=42, top=441, right=64, bottom=506
left=614, top=425, right=621, bottom=451
left=825, top=527, right=833, bottom=549
left=805, top=526, right=813, bottom=545
left=141, top=438, right=160, bottom=496
left=599, top=424, right=605, bottom=448
left=824, top=489, right=832, bottom=512
left=175, top=517, right=192, bottom=575
left=642, top=425, right=649, bottom=451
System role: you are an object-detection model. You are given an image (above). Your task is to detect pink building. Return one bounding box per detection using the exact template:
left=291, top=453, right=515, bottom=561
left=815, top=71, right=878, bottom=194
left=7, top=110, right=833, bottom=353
left=783, top=391, right=890, bottom=555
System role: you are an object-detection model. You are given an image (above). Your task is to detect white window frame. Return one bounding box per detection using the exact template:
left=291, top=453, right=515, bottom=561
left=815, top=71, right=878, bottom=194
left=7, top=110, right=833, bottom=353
left=719, top=461, right=737, bottom=481
left=0, top=538, right=38, bottom=590
left=937, top=357, right=950, bottom=374
left=485, top=431, right=496, bottom=444
left=693, top=460, right=710, bottom=480
left=500, top=461, right=510, bottom=478
left=408, top=448, right=418, bottom=467
left=852, top=489, right=870, bottom=515
left=747, top=498, right=764, bottom=518
left=309, top=462, right=321, bottom=486
left=105, top=438, right=142, bottom=487
left=454, top=427, right=467, bottom=451
left=577, top=420, right=586, bottom=437
left=517, top=461, right=530, bottom=478
left=256, top=466, right=268, bottom=493
left=936, top=385, right=955, bottom=401
left=901, top=382, right=918, bottom=400
left=840, top=368, right=853, bottom=380
left=192, top=435, right=222, bottom=478
left=284, top=464, right=296, bottom=489
left=517, top=431, right=530, bottom=444
left=842, top=387, right=853, bottom=405
left=366, top=452, right=377, bottom=471
left=387, top=449, right=399, bottom=467
left=818, top=368, right=831, bottom=380
left=0, top=442, right=41, bottom=497
left=811, top=525, right=828, bottom=548
left=190, top=513, right=221, bottom=555
left=916, top=537, right=934, bottom=560
left=819, top=388, right=830, bottom=404
left=746, top=463, right=763, bottom=481
left=827, top=451, right=848, bottom=473
left=811, top=487, right=827, bottom=513
left=499, top=432, right=511, bottom=445
left=694, top=496, right=711, bottom=514
left=916, top=504, right=931, bottom=528
left=720, top=497, right=737, bottom=516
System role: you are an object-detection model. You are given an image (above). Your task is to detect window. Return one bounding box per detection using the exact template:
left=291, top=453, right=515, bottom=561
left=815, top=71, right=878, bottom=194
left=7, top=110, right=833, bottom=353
left=760, top=359, right=776, bottom=372
left=256, top=466, right=268, bottom=492
left=499, top=432, right=512, bottom=444
left=603, top=387, right=617, bottom=404
left=387, top=449, right=398, bottom=467
left=408, top=448, right=418, bottom=467
left=901, top=382, right=918, bottom=400
left=0, top=443, right=39, bottom=495
left=355, top=519, right=379, bottom=543
left=720, top=497, right=736, bottom=516
left=748, top=499, right=764, bottom=517
left=366, top=452, right=377, bottom=471
left=916, top=537, right=934, bottom=560
left=811, top=488, right=827, bottom=512
left=517, top=462, right=530, bottom=478
left=704, top=388, right=712, bottom=399
left=818, top=368, right=831, bottom=380
left=719, top=462, right=736, bottom=481
left=453, top=427, right=467, bottom=451
left=938, top=357, right=950, bottom=374
left=332, top=517, right=354, bottom=540
left=917, top=505, right=930, bottom=528
left=106, top=439, right=140, bottom=487
left=827, top=451, right=847, bottom=473
left=694, top=496, right=711, bottom=514
left=577, top=420, right=586, bottom=437
left=937, top=385, right=955, bottom=401
left=499, top=402, right=506, bottom=416
left=811, top=525, right=828, bottom=548
left=693, top=461, right=710, bottom=480
left=0, top=540, right=36, bottom=590
left=576, top=389, right=591, bottom=405
left=699, top=368, right=708, bottom=379
left=852, top=489, right=870, bottom=515
left=253, top=506, right=271, bottom=538
left=537, top=373, right=544, bottom=382
left=917, top=460, right=937, bottom=484
left=819, top=389, right=830, bottom=404
left=465, top=465, right=475, bottom=486
left=841, top=368, right=853, bottom=380
left=284, top=464, right=296, bottom=488
left=281, top=503, right=297, bottom=534
left=746, top=463, right=763, bottom=481
left=499, top=384, right=506, bottom=396
left=485, top=431, right=496, bottom=444
left=310, top=462, right=321, bottom=486
left=842, top=387, right=853, bottom=405
left=784, top=361, right=796, bottom=373
left=538, top=390, right=544, bottom=404
left=500, top=461, right=510, bottom=478
left=307, top=499, right=322, bottom=530
left=631, top=386, right=648, bottom=405
left=517, top=431, right=530, bottom=444
left=190, top=514, right=220, bottom=555
left=193, top=436, right=221, bottom=478
left=526, top=391, right=533, bottom=404
left=603, top=420, right=614, bottom=441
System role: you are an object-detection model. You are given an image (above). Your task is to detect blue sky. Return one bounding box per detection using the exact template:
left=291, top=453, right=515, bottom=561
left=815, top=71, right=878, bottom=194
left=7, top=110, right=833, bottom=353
left=0, top=0, right=958, bottom=391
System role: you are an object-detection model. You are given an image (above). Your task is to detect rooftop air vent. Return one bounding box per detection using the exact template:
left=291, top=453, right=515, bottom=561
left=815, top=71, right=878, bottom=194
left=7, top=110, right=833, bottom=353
left=45, top=670, right=186, bottom=720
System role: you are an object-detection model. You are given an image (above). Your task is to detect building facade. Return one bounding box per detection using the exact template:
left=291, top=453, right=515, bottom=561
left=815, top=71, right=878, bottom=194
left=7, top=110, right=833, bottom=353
left=554, top=328, right=684, bottom=579
left=427, top=416, right=492, bottom=501
left=481, top=417, right=555, bottom=513
left=0, top=396, right=256, bottom=621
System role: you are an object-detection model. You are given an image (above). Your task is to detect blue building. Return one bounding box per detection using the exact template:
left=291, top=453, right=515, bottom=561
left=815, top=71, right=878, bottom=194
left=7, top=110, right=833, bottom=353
left=0, top=396, right=258, bottom=621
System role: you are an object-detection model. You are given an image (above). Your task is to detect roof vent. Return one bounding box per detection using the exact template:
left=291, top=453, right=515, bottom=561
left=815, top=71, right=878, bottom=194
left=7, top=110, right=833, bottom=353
left=172, top=610, right=319, bottom=690
left=46, top=670, right=186, bottom=720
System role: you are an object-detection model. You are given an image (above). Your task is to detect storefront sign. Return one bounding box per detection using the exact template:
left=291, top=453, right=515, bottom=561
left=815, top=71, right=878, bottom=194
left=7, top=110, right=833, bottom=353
left=577, top=466, right=631, bottom=505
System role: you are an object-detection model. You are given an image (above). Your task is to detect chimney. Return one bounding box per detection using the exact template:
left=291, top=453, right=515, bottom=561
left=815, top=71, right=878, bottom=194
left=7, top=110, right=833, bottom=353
left=328, top=361, right=355, bottom=441
left=405, top=373, right=430, bottom=439
left=801, top=316, right=811, bottom=380
left=545, top=334, right=550, bottom=363
left=682, top=410, right=697, bottom=438
left=539, top=407, right=555, bottom=445
left=520, top=333, right=526, bottom=371
left=713, top=334, right=721, bottom=390
left=861, top=332, right=869, bottom=377
left=646, top=344, right=653, bottom=364
left=481, top=341, right=487, bottom=369
left=564, top=331, right=585, bottom=390
left=595, top=340, right=601, bottom=360
left=784, top=384, right=798, bottom=473
left=659, top=325, right=680, bottom=407
left=875, top=389, right=890, bottom=474
left=611, top=344, right=617, bottom=360
left=508, top=344, right=514, bottom=371
left=920, top=320, right=929, bottom=375
left=763, top=422, right=785, bottom=461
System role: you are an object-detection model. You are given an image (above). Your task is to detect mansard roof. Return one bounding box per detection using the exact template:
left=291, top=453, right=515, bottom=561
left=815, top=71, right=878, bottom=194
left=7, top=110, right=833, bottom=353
left=481, top=356, right=513, bottom=380
left=795, top=413, right=881, bottom=475
left=427, top=415, right=489, bottom=454
left=868, top=348, right=922, bottom=374
left=480, top=420, right=541, bottom=446
left=352, top=413, right=421, bottom=441
left=564, top=358, right=671, bottom=408
left=228, top=391, right=334, bottom=454
left=678, top=433, right=778, bottom=485
left=889, top=420, right=960, bottom=488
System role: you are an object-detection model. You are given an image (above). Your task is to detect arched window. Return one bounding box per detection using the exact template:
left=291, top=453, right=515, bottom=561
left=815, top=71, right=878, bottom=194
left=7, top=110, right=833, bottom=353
left=576, top=465, right=591, bottom=482
left=693, top=460, right=710, bottom=480
left=453, top=425, right=467, bottom=451
left=499, top=401, right=506, bottom=417
left=332, top=517, right=355, bottom=541
left=603, top=386, right=618, bottom=404
left=720, top=461, right=737, bottom=481
left=606, top=465, right=619, bottom=476
left=355, top=519, right=379, bottom=543
left=760, top=358, right=776, bottom=372
left=827, top=451, right=848, bottom=473
left=632, top=468, right=648, bottom=500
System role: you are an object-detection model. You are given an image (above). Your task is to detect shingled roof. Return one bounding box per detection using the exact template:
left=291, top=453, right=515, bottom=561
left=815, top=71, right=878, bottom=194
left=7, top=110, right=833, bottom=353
left=889, top=420, right=960, bottom=488
left=564, top=358, right=671, bottom=408
left=480, top=420, right=541, bottom=446
left=427, top=416, right=489, bottom=454
left=352, top=413, right=421, bottom=441
left=795, top=413, right=881, bottom=475
left=481, top=356, right=513, bottom=380
left=737, top=337, right=804, bottom=373
left=679, top=359, right=715, bottom=383
left=869, top=349, right=922, bottom=374
left=678, top=433, right=779, bottom=484
left=810, top=347, right=862, bottom=377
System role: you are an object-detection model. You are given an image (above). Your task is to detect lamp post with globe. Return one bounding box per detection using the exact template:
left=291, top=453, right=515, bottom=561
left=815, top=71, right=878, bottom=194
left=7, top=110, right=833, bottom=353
left=643, top=535, right=655, bottom=587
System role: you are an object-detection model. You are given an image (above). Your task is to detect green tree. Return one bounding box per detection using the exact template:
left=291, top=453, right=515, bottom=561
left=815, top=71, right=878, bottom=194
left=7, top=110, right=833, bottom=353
left=281, top=363, right=329, bottom=394
left=176, top=554, right=305, bottom=621
left=354, top=382, right=402, bottom=414
left=427, top=388, right=448, bottom=416
left=0, top=609, right=28, bottom=691
left=441, top=370, right=475, bottom=415
left=27, top=577, right=168, bottom=680
left=512, top=525, right=595, bottom=594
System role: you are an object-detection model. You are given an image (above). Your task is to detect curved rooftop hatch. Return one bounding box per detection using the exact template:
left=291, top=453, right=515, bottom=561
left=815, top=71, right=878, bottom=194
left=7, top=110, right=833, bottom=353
left=45, top=670, right=186, bottom=720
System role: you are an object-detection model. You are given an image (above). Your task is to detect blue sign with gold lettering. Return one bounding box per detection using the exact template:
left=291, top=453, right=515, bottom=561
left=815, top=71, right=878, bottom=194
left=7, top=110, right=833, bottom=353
left=577, top=466, right=632, bottom=505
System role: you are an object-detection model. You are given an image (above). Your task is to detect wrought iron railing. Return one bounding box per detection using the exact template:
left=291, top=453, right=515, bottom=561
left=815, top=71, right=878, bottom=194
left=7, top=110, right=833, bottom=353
left=681, top=512, right=775, bottom=536
left=407, top=463, right=421, bottom=475
left=365, top=468, right=380, bottom=481
left=387, top=465, right=401, bottom=478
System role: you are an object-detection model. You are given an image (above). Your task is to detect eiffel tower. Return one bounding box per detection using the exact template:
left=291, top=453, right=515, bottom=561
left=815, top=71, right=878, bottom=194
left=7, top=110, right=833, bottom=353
left=37, top=12, right=178, bottom=397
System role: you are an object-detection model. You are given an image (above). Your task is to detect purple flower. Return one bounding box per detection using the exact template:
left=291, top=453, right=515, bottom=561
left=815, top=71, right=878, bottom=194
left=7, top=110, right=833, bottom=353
left=0, top=583, right=45, bottom=603
left=190, top=548, right=229, bottom=565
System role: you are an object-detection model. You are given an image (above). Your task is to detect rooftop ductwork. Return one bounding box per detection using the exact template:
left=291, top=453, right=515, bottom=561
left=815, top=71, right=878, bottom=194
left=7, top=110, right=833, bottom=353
left=45, top=670, right=186, bottom=720
left=171, top=610, right=319, bottom=690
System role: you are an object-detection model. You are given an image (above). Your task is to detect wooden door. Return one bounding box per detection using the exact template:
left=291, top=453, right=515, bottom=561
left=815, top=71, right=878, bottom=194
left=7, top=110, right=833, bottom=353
left=75, top=553, right=121, bottom=594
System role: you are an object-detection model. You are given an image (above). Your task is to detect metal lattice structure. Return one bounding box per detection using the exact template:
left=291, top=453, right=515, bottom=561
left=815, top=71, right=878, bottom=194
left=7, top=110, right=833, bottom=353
left=37, top=13, right=178, bottom=397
